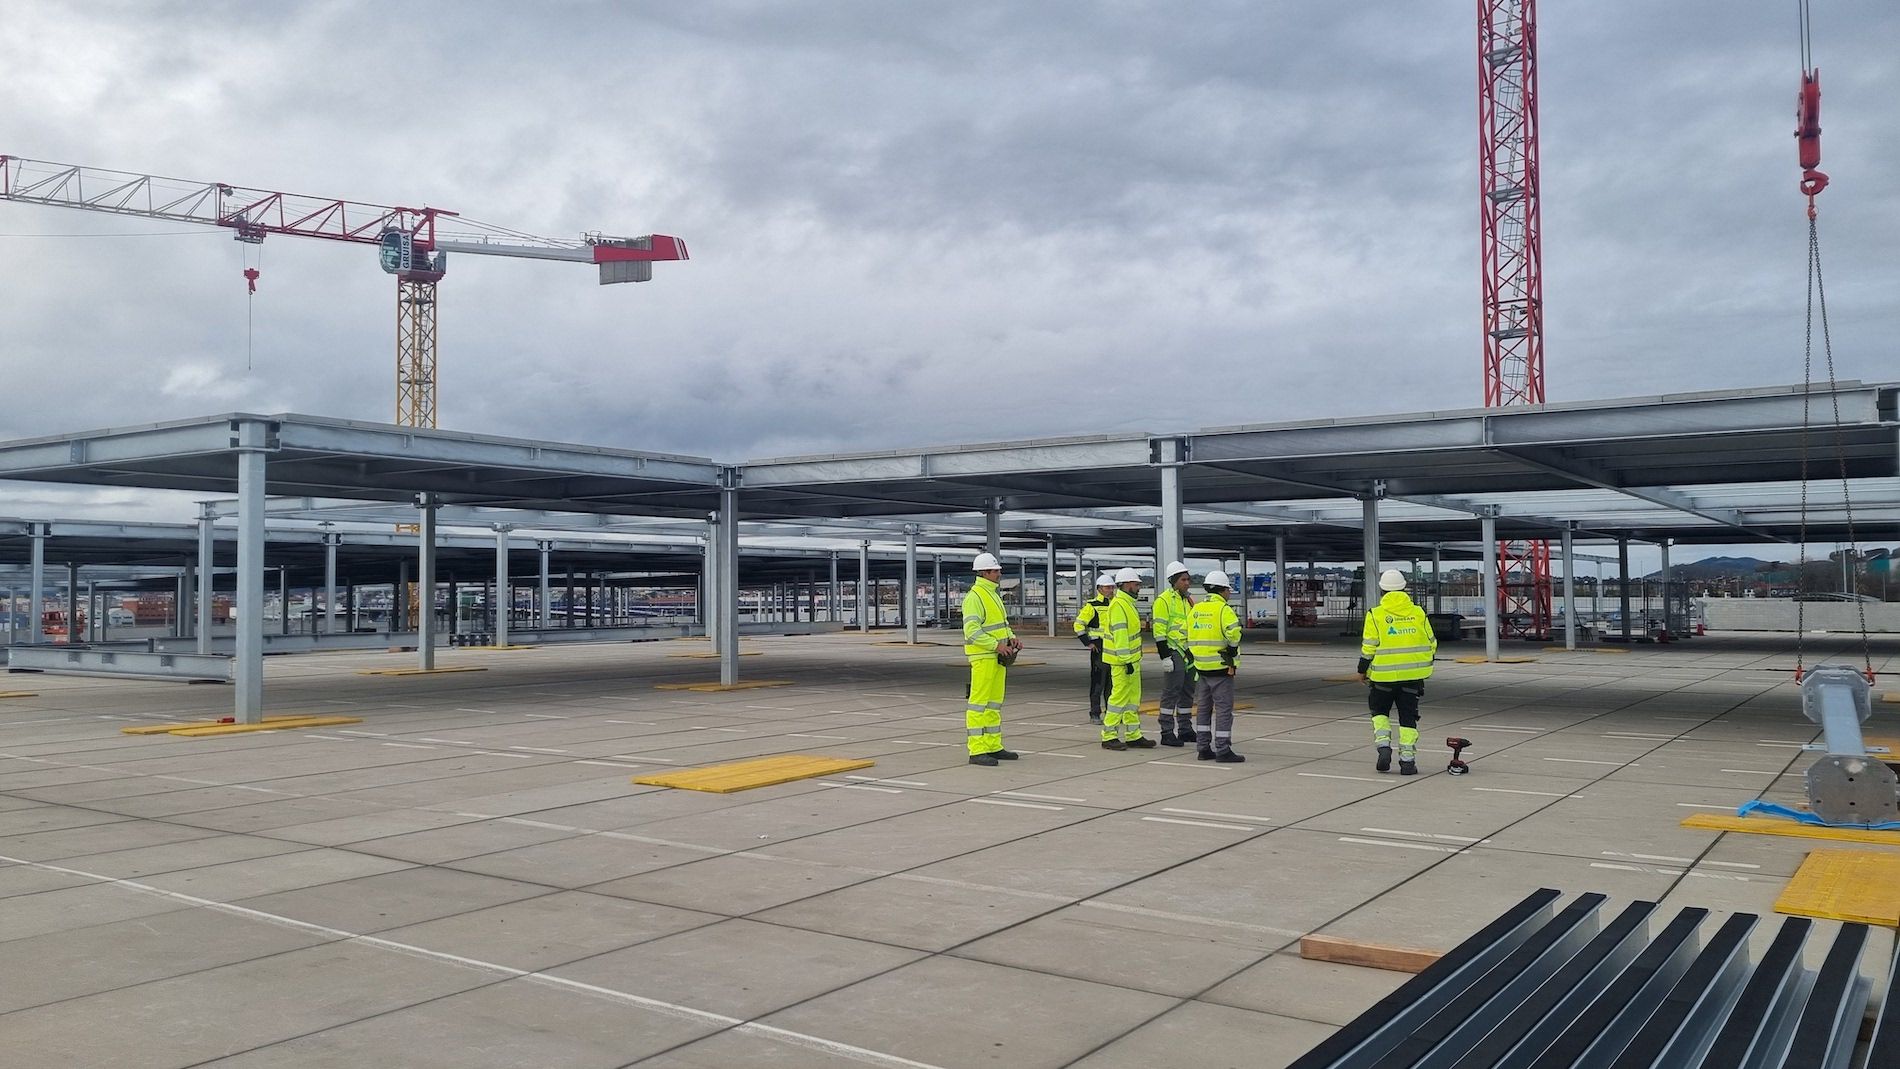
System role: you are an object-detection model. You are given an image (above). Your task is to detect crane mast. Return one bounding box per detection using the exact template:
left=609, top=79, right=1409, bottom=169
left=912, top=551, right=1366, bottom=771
left=0, top=155, right=687, bottom=430
left=1478, top=0, right=1553, bottom=640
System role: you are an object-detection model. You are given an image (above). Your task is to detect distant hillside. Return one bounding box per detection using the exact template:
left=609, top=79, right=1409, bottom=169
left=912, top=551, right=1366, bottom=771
left=1644, top=556, right=1771, bottom=579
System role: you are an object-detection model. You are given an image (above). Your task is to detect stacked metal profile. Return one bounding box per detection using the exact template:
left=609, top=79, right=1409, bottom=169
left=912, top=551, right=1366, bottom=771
left=1289, top=888, right=1899, bottom=1069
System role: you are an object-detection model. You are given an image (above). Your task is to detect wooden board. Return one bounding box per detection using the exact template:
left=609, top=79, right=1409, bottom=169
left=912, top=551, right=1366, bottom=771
left=1299, top=934, right=1443, bottom=974
left=1681, top=812, right=1900, bottom=846
left=161, top=716, right=365, bottom=738
left=1774, top=849, right=1900, bottom=927
left=633, top=754, right=874, bottom=793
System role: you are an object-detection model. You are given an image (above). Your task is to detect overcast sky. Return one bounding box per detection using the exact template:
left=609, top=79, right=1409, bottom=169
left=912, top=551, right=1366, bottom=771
left=1, top=1, right=1895, bottom=563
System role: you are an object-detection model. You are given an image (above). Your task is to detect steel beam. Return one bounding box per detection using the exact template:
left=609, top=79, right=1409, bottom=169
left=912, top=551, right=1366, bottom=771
left=7, top=646, right=232, bottom=681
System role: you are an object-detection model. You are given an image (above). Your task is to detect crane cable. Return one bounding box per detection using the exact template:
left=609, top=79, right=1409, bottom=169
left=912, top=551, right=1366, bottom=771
left=1791, top=0, right=1873, bottom=685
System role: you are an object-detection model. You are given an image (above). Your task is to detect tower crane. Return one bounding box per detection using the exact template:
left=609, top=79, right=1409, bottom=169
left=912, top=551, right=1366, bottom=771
left=1477, top=1, right=1553, bottom=641
left=0, top=154, right=688, bottom=429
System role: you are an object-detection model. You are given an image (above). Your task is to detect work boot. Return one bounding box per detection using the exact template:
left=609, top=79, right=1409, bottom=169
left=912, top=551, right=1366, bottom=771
left=1159, top=728, right=1182, bottom=747
left=1197, top=747, right=1216, bottom=761
left=1101, top=739, right=1127, bottom=751
left=969, top=753, right=999, bottom=767
left=1088, top=711, right=1102, bottom=724
left=993, top=749, right=1019, bottom=760
left=1376, top=746, right=1392, bottom=773
left=1215, top=749, right=1246, bottom=763
left=1398, top=760, right=1418, bottom=776
left=1179, top=723, right=1198, bottom=745
left=1125, top=737, right=1157, bottom=749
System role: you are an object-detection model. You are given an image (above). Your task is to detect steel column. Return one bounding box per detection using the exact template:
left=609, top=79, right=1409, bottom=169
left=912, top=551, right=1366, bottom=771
left=6, top=587, right=14, bottom=644
left=234, top=445, right=267, bottom=723
left=716, top=479, right=740, bottom=686
left=1275, top=535, right=1288, bottom=643
left=828, top=552, right=839, bottom=624
left=1237, top=548, right=1249, bottom=630
left=180, top=561, right=195, bottom=639
left=934, top=555, right=944, bottom=628
left=415, top=496, right=438, bottom=670
left=66, top=563, right=79, bottom=644
left=1618, top=537, right=1632, bottom=642
left=1155, top=437, right=1185, bottom=580
left=857, top=542, right=871, bottom=631
left=279, top=567, right=289, bottom=636
left=493, top=527, right=511, bottom=649
left=537, top=541, right=552, bottom=628
left=1043, top=538, right=1057, bottom=637
left=1362, top=497, right=1381, bottom=613
left=703, top=525, right=720, bottom=648
left=1432, top=543, right=1444, bottom=614
left=985, top=504, right=1001, bottom=558
left=323, top=531, right=338, bottom=635
left=1660, top=537, right=1673, bottom=635
left=904, top=526, right=919, bottom=644
left=27, top=523, right=45, bottom=644
left=1481, top=515, right=1500, bottom=661
left=1562, top=526, right=1577, bottom=650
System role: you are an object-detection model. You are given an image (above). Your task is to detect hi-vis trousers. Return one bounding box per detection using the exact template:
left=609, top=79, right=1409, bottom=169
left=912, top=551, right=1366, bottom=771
left=1102, top=663, right=1145, bottom=742
left=966, top=657, right=1006, bottom=756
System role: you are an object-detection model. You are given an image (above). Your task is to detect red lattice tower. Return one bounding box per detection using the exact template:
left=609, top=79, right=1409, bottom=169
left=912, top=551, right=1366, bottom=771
left=1478, top=0, right=1552, bottom=639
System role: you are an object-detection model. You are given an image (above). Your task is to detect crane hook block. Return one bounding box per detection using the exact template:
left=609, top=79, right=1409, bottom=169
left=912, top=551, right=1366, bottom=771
left=243, top=267, right=260, bottom=294
left=1796, top=70, right=1827, bottom=196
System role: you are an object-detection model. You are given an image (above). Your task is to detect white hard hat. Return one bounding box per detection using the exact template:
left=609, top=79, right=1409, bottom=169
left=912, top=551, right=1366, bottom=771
left=1095, top=571, right=1119, bottom=587
left=973, top=553, right=1002, bottom=572
left=1163, top=560, right=1190, bottom=581
left=1115, top=567, right=1142, bottom=585
left=1378, top=569, right=1407, bottom=591
left=1204, top=570, right=1231, bottom=589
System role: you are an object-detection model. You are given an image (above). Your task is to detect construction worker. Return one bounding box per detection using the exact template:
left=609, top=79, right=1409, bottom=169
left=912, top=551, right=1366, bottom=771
left=1073, top=571, right=1118, bottom=723
left=1187, top=570, right=1245, bottom=761
left=963, top=552, right=1021, bottom=766
left=1100, top=566, right=1156, bottom=750
left=1356, top=568, right=1436, bottom=775
left=1151, top=561, right=1197, bottom=746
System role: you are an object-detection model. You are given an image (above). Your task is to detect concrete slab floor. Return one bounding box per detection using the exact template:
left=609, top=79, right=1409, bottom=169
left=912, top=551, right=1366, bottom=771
left=0, top=629, right=1894, bottom=1067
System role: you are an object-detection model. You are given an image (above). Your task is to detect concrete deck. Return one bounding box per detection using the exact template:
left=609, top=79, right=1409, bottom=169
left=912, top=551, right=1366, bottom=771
left=2, top=629, right=1896, bottom=1068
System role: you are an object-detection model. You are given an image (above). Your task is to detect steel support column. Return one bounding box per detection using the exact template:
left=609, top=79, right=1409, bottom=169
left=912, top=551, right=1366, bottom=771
left=1156, top=437, right=1185, bottom=578
left=1432, top=544, right=1444, bottom=614
left=904, top=526, right=919, bottom=645
left=323, top=530, right=339, bottom=635
left=1481, top=515, right=1500, bottom=661
left=234, top=445, right=267, bottom=723
left=828, top=552, right=839, bottom=623
left=415, top=495, right=438, bottom=670
left=493, top=527, right=511, bottom=650
left=1045, top=537, right=1057, bottom=637
left=716, top=476, right=740, bottom=686
left=66, top=563, right=79, bottom=644
left=1618, top=537, right=1632, bottom=642
left=27, top=523, right=46, bottom=644
left=537, top=541, right=552, bottom=629
left=703, top=526, right=720, bottom=648
left=1362, top=497, right=1381, bottom=613
left=1275, top=535, right=1288, bottom=644
left=279, top=567, right=289, bottom=636
left=1562, top=526, right=1577, bottom=650
left=1660, top=538, right=1673, bottom=635
left=857, top=542, right=871, bottom=631
left=985, top=504, right=1002, bottom=558
left=933, top=555, right=944, bottom=628
left=1237, top=548, right=1250, bottom=630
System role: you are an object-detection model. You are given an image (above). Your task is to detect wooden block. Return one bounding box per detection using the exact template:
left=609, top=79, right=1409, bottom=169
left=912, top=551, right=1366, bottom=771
left=1681, top=812, right=1900, bottom=846
left=164, top=715, right=365, bottom=738
left=121, top=714, right=315, bottom=735
left=0, top=691, right=39, bottom=699
left=1300, top=934, right=1443, bottom=974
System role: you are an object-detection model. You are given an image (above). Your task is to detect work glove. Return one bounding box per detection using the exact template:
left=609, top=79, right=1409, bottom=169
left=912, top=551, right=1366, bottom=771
left=1123, top=662, right=1135, bottom=675
left=1078, top=635, right=1093, bottom=647
left=1154, top=641, right=1171, bottom=660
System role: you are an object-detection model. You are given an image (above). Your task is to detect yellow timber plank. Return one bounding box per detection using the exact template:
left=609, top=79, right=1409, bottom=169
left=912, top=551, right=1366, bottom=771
left=1681, top=812, right=1900, bottom=846
left=356, top=666, right=489, bottom=677
left=667, top=652, right=763, bottom=659
left=1140, top=701, right=1255, bottom=715
left=121, top=715, right=317, bottom=736
left=1884, top=692, right=1900, bottom=704
left=164, top=716, right=365, bottom=738
left=0, top=691, right=39, bottom=699
left=633, top=754, right=875, bottom=793
left=653, top=679, right=795, bottom=692
left=1774, top=849, right=1900, bottom=927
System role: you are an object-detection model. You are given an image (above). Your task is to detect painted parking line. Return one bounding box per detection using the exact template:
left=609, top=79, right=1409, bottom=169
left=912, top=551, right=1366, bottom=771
left=788, top=734, right=850, bottom=741
left=997, top=791, right=1086, bottom=803
left=381, top=742, right=436, bottom=750
left=1543, top=757, right=1630, bottom=766
left=1338, top=835, right=1458, bottom=853
left=845, top=775, right=930, bottom=787
left=817, top=781, right=903, bottom=793
left=1473, top=786, right=1573, bottom=798
left=509, top=746, right=570, bottom=754
left=1298, top=772, right=1381, bottom=782
left=971, top=798, right=1064, bottom=811
left=1361, top=827, right=1490, bottom=844
left=1160, top=807, right=1273, bottom=824
left=1142, top=815, right=1255, bottom=832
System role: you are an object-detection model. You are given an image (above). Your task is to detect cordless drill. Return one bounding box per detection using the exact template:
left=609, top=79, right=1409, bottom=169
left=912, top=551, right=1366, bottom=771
left=1446, top=737, right=1473, bottom=776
